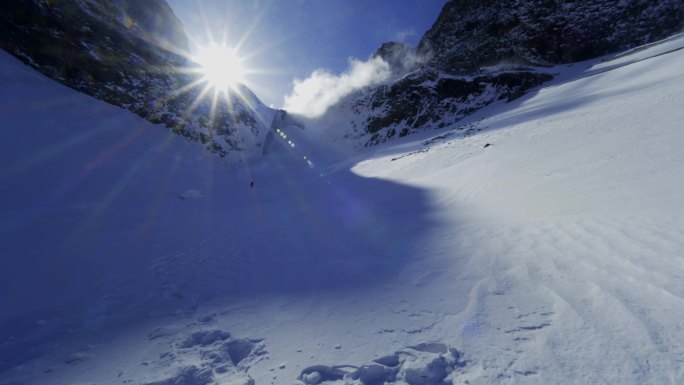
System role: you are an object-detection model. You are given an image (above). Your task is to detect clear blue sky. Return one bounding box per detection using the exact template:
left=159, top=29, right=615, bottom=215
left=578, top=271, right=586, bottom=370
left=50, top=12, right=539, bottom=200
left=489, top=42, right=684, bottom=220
left=166, top=0, right=446, bottom=107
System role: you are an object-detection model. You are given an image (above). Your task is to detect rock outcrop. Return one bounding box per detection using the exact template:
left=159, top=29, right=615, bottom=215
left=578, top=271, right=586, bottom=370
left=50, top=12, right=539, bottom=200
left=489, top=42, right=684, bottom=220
left=2, top=0, right=682, bottom=152
left=321, top=0, right=684, bottom=146
left=0, top=0, right=274, bottom=158
left=418, top=0, right=684, bottom=73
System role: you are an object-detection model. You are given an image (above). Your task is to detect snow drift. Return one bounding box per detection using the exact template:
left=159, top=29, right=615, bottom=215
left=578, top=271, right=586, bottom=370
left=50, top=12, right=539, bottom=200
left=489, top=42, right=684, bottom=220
left=2, top=32, right=684, bottom=384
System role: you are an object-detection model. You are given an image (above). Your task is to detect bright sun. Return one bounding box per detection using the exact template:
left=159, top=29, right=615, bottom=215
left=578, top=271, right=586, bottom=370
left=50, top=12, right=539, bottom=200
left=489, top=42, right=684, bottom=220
left=193, top=43, right=245, bottom=91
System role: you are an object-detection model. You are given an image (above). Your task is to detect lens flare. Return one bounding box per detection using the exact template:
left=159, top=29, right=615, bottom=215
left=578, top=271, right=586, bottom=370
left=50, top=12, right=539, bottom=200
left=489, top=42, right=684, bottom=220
left=192, top=43, right=245, bottom=91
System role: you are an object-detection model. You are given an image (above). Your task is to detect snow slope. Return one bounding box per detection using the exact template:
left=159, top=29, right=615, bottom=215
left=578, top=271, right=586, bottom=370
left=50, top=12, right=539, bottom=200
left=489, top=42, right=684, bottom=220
left=1, top=35, right=684, bottom=384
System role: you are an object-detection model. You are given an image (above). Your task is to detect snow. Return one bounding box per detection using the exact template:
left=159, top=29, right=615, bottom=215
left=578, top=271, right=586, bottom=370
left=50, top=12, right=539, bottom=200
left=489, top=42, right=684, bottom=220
left=1, top=34, right=684, bottom=385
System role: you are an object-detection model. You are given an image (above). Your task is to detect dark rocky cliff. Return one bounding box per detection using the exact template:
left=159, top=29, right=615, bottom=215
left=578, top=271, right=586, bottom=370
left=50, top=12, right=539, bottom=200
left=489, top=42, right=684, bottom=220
left=326, top=0, right=684, bottom=146
left=0, top=0, right=274, bottom=158
left=419, top=0, right=684, bottom=73
left=2, top=0, right=682, bottom=152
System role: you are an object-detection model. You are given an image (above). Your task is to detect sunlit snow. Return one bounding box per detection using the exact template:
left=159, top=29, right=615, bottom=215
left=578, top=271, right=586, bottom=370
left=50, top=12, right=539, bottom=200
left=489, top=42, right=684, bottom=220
left=1, top=35, right=683, bottom=384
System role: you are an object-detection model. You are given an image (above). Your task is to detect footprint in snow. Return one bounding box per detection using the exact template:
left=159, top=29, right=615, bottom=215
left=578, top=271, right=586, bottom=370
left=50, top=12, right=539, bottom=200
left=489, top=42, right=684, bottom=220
left=142, top=329, right=266, bottom=385
left=297, top=342, right=466, bottom=385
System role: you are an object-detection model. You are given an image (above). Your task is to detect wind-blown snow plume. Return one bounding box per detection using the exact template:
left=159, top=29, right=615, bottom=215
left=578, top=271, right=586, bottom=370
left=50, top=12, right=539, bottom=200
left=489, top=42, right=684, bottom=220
left=283, top=56, right=391, bottom=118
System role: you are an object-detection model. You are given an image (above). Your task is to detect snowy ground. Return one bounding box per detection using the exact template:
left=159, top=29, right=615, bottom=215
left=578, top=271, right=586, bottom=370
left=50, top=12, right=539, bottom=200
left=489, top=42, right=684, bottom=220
left=1, top=35, right=683, bottom=385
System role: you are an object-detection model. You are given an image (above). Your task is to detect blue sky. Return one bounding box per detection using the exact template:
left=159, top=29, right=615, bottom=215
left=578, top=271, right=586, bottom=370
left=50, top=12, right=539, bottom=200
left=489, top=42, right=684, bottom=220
left=166, top=0, right=446, bottom=107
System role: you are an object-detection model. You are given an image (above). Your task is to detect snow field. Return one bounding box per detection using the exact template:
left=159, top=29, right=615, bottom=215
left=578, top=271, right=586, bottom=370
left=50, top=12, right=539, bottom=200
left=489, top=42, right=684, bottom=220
left=1, top=35, right=684, bottom=384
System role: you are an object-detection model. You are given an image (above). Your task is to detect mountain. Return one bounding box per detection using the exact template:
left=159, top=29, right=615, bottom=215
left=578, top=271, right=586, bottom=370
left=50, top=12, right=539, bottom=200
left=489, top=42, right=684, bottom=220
left=1, top=29, right=683, bottom=385
left=1, top=1, right=684, bottom=384
left=0, top=0, right=275, bottom=159
left=418, top=0, right=684, bottom=72
left=4, top=1, right=680, bottom=154
left=313, top=0, right=684, bottom=146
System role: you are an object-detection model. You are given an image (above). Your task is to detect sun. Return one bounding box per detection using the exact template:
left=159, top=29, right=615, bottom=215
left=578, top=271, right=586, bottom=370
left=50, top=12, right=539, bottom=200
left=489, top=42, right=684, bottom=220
left=170, top=36, right=270, bottom=128
left=192, top=43, right=245, bottom=91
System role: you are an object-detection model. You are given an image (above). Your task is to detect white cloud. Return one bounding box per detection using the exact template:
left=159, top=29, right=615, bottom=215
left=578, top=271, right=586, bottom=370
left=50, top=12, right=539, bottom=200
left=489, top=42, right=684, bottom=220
left=393, top=29, right=416, bottom=43
left=283, top=57, right=391, bottom=118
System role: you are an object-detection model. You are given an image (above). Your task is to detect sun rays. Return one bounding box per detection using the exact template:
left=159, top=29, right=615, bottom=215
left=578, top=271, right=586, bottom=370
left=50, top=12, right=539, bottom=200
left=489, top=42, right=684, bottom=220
left=119, top=0, right=298, bottom=140
left=174, top=40, right=253, bottom=123
left=143, top=23, right=271, bottom=137
left=109, top=2, right=311, bottom=167
left=192, top=43, right=245, bottom=92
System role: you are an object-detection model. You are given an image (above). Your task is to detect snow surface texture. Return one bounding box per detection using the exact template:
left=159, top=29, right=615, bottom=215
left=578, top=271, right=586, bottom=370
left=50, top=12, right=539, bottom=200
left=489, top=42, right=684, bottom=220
left=1, top=35, right=684, bottom=384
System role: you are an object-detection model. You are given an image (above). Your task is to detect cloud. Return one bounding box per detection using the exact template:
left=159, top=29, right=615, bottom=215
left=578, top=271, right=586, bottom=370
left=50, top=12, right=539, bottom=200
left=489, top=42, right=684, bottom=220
left=393, top=29, right=416, bottom=43
left=283, top=56, right=391, bottom=118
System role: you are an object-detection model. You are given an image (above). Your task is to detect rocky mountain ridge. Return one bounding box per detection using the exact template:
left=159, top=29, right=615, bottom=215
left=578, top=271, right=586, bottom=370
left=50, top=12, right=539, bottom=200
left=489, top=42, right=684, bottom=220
left=418, top=0, right=684, bottom=73
left=0, top=0, right=275, bottom=159
left=321, top=0, right=684, bottom=146
left=1, top=0, right=682, bottom=154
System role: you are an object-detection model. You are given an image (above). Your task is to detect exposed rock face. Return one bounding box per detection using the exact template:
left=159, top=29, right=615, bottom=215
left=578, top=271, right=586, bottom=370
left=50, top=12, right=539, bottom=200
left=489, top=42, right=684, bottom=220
left=0, top=0, right=274, bottom=158
left=322, top=68, right=552, bottom=145
left=365, top=70, right=552, bottom=143
left=121, top=0, right=189, bottom=51
left=419, top=0, right=684, bottom=73
left=372, top=42, right=419, bottom=75
left=325, top=0, right=684, bottom=146
left=2, top=0, right=682, bottom=152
